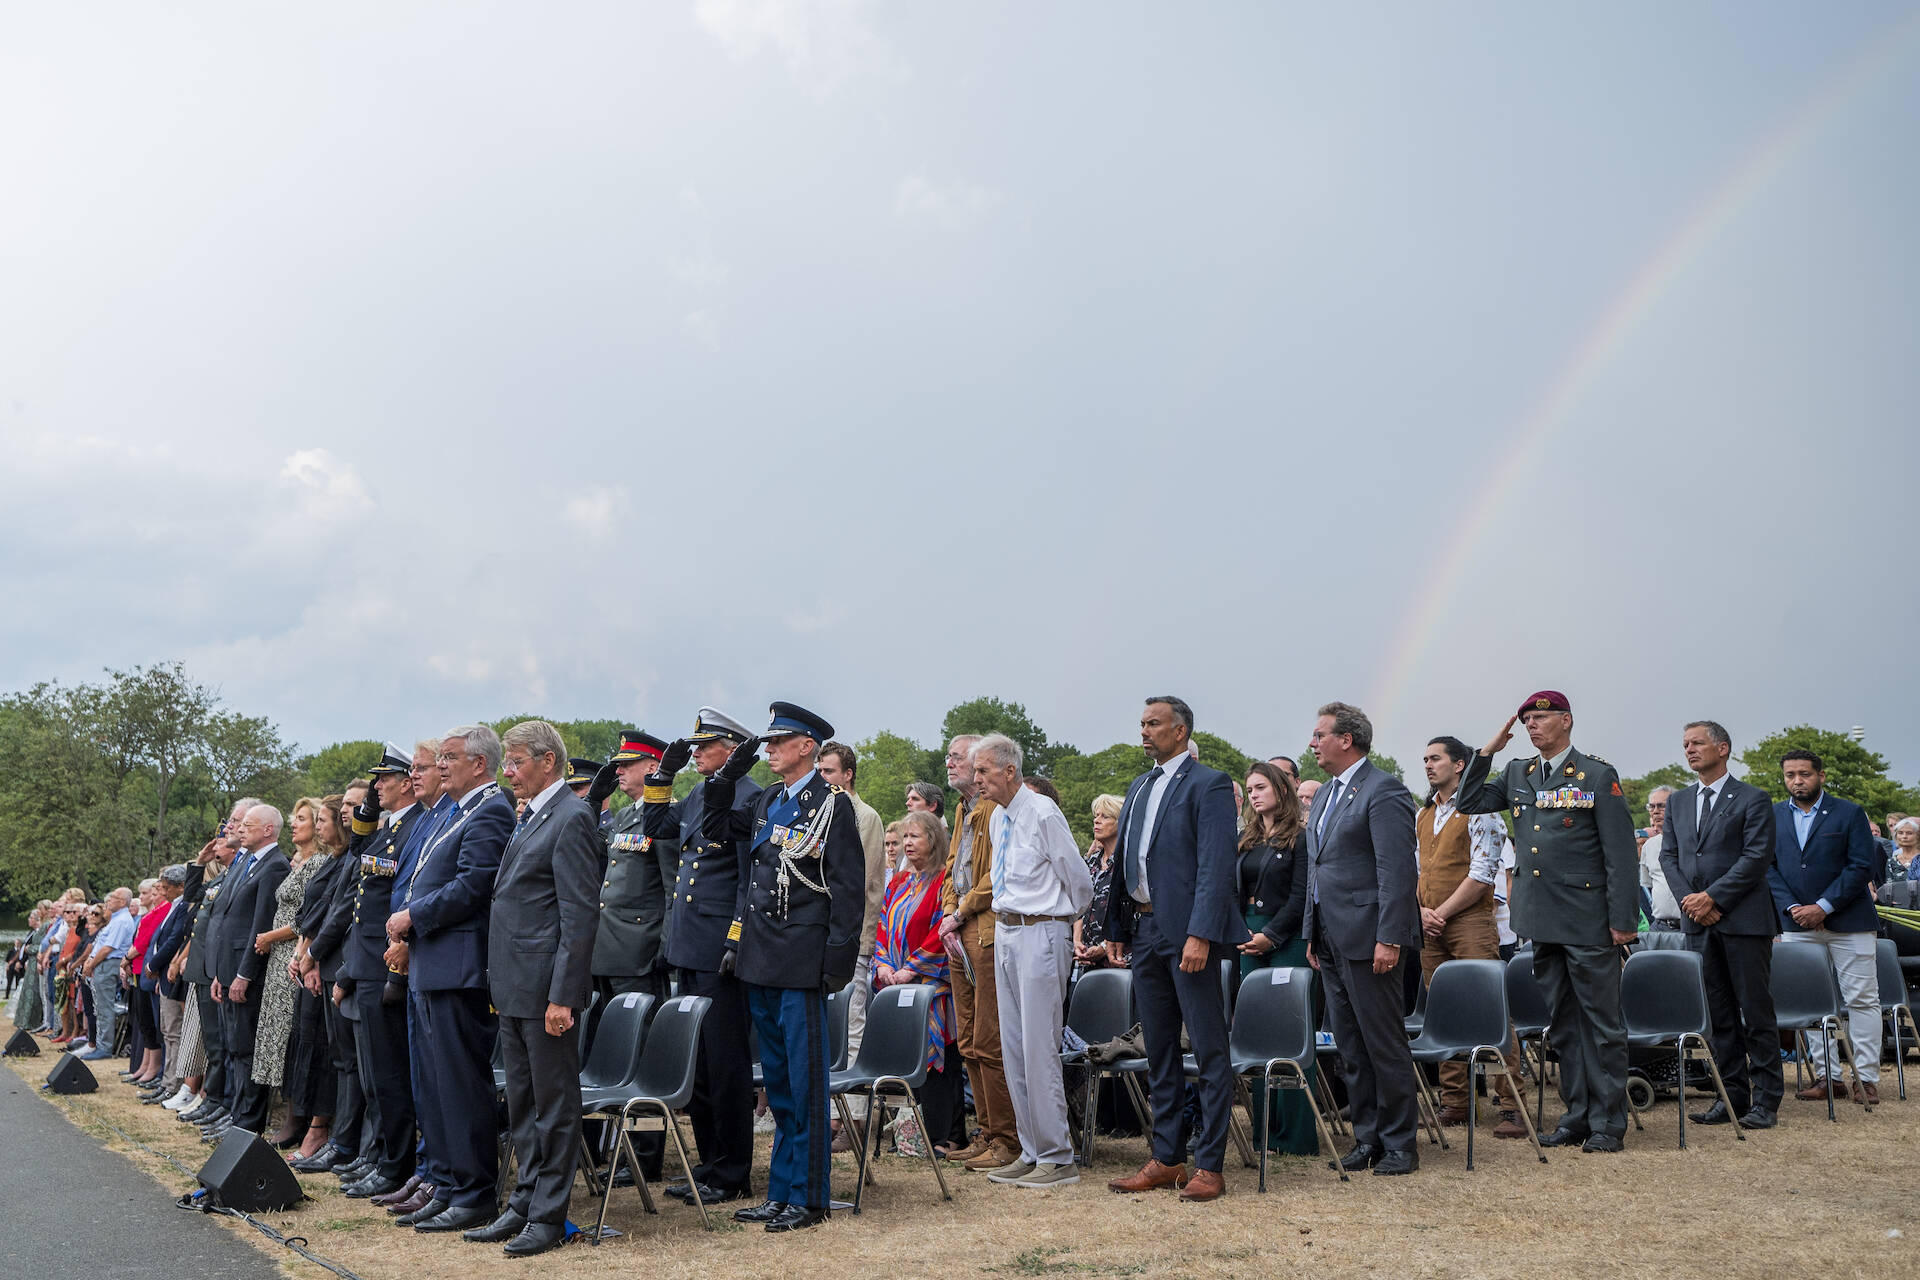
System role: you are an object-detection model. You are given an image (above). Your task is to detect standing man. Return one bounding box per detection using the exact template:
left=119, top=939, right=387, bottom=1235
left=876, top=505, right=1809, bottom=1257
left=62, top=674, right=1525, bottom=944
left=1105, top=696, right=1244, bottom=1200
left=937, top=734, right=1017, bottom=1171
left=816, top=741, right=888, bottom=1128
left=389, top=725, right=514, bottom=1228
left=568, top=756, right=613, bottom=829
left=1769, top=749, right=1882, bottom=1105
left=1456, top=691, right=1638, bottom=1152
left=463, top=722, right=599, bottom=1256
left=1301, top=702, right=1422, bottom=1175
left=209, top=806, right=290, bottom=1139
left=1268, top=756, right=1300, bottom=787
left=1657, top=721, right=1781, bottom=1129
left=1415, top=736, right=1527, bottom=1137
left=703, top=703, right=865, bottom=1233
left=179, top=804, right=251, bottom=1128
left=77, top=888, right=136, bottom=1061
left=972, top=733, right=1093, bottom=1190
left=589, top=730, right=679, bottom=1008
left=1638, top=787, right=1683, bottom=933
left=645, top=708, right=762, bottom=1208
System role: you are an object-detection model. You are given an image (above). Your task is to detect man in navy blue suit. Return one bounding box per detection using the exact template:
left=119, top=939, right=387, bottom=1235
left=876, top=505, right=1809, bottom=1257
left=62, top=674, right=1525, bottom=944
left=387, top=724, right=514, bottom=1231
left=1769, top=749, right=1882, bottom=1105
left=1105, top=696, right=1245, bottom=1202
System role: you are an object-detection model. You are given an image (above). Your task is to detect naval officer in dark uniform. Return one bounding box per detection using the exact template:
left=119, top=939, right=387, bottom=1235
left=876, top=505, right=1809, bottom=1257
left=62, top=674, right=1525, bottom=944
left=643, top=707, right=761, bottom=1207
left=702, top=702, right=865, bottom=1233
left=569, top=757, right=614, bottom=830
left=1454, top=691, right=1639, bottom=1152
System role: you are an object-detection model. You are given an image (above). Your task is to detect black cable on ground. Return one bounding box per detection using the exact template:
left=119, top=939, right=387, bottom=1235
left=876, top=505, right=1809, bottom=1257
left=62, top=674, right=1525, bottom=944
left=46, top=1090, right=370, bottom=1280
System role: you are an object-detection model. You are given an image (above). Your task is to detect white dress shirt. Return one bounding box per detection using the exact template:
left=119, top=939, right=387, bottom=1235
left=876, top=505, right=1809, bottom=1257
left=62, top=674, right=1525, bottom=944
left=1430, top=794, right=1503, bottom=886
left=1128, top=756, right=1185, bottom=904
left=522, top=776, right=569, bottom=818
left=1638, top=830, right=1681, bottom=921
left=991, top=785, right=1094, bottom=918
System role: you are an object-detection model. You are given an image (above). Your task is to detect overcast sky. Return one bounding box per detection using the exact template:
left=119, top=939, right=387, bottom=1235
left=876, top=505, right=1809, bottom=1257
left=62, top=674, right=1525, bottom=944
left=4, top=3, right=1917, bottom=788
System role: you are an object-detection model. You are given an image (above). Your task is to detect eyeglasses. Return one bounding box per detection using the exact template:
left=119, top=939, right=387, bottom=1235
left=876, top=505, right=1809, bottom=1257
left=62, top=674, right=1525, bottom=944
left=434, top=752, right=474, bottom=765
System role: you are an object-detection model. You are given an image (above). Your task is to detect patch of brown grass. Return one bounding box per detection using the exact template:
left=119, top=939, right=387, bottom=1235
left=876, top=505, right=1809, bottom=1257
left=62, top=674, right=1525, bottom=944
left=8, top=1008, right=1917, bottom=1280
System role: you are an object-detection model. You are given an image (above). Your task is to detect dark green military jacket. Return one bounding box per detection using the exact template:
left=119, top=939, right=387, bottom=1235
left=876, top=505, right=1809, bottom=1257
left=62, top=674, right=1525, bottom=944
left=592, top=803, right=680, bottom=979
left=1455, top=746, right=1639, bottom=945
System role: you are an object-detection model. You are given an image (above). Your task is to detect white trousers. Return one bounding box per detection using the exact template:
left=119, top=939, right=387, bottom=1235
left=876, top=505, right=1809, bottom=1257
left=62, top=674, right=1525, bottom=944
left=1779, top=929, right=1881, bottom=1083
left=844, top=953, right=874, bottom=1120
left=993, top=920, right=1072, bottom=1166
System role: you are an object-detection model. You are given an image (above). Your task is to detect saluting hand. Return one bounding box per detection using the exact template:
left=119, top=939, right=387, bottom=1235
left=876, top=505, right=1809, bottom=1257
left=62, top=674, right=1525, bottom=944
left=717, top=737, right=762, bottom=782
left=659, top=738, right=694, bottom=777
left=1482, top=715, right=1518, bottom=757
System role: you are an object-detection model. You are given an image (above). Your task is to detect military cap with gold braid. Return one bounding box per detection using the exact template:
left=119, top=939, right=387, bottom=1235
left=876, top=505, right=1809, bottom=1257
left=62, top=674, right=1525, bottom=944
left=565, top=757, right=601, bottom=788
left=686, top=706, right=753, bottom=745
left=354, top=742, right=412, bottom=836
left=608, top=729, right=669, bottom=764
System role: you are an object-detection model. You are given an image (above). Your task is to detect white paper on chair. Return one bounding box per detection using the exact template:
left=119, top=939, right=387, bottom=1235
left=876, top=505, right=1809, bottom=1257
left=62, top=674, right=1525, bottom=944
left=681, top=995, right=697, bottom=1011
left=622, top=992, right=641, bottom=1008
left=1270, top=969, right=1291, bottom=984
left=897, top=988, right=914, bottom=1007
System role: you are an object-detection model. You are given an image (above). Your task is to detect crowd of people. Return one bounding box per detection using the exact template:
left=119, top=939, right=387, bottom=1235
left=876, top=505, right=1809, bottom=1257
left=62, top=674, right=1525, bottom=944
left=5, top=690, right=1912, bottom=1249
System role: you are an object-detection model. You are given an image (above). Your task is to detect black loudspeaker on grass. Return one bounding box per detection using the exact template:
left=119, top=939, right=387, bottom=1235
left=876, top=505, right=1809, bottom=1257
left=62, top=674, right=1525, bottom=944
left=197, top=1128, right=303, bottom=1212
left=42, top=1052, right=96, bottom=1093
left=3, top=1027, right=39, bottom=1057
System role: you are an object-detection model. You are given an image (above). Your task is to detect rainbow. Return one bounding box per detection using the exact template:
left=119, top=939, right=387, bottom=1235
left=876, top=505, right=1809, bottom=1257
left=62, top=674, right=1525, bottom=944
left=1369, top=11, right=1920, bottom=728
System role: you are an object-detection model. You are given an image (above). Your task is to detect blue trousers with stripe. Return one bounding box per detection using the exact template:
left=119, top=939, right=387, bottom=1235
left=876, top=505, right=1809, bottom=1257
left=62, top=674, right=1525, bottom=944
left=746, top=983, right=832, bottom=1210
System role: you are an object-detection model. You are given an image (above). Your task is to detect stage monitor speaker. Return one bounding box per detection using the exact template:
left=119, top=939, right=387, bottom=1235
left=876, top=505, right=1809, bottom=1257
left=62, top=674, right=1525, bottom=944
left=3, top=1027, right=40, bottom=1057
left=43, top=1052, right=97, bottom=1093
left=197, top=1128, right=303, bottom=1212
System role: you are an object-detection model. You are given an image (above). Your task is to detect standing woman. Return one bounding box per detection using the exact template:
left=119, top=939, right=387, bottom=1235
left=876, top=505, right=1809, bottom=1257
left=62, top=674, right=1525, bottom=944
left=285, top=794, right=348, bottom=1159
left=1234, top=761, right=1318, bottom=1155
left=69, top=905, right=103, bottom=1050
left=872, top=810, right=959, bottom=1155
left=1887, top=818, right=1920, bottom=882
left=252, top=798, right=331, bottom=1149
left=13, top=905, right=49, bottom=1032
left=1072, top=795, right=1124, bottom=976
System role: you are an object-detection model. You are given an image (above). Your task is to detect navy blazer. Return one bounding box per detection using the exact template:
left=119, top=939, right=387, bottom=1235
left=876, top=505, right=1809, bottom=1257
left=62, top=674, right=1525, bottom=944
left=1657, top=777, right=1777, bottom=936
left=1106, top=755, right=1247, bottom=952
left=650, top=775, right=763, bottom=973
left=1768, top=793, right=1879, bottom=934
left=402, top=785, right=513, bottom=992
left=1301, top=761, right=1421, bottom=956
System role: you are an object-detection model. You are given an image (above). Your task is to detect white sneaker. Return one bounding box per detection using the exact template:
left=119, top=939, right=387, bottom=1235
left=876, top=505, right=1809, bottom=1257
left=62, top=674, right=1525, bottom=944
left=163, top=1085, right=195, bottom=1111
left=1014, top=1162, right=1081, bottom=1189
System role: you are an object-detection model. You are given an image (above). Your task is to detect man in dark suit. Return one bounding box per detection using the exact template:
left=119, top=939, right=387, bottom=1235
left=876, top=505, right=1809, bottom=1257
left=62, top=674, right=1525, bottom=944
left=386, top=724, right=513, bottom=1228
left=644, top=707, right=763, bottom=1206
left=1657, top=721, right=1781, bottom=1128
left=1769, top=749, right=1883, bottom=1104
left=208, top=804, right=290, bottom=1139
left=702, top=702, right=865, bottom=1233
left=1104, top=695, right=1245, bottom=1201
left=178, top=807, right=248, bottom=1128
left=1300, top=701, right=1423, bottom=1176
left=460, top=722, right=600, bottom=1257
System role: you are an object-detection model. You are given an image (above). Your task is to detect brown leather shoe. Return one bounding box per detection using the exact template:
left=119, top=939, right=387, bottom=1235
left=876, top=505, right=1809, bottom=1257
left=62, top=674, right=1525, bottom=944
left=371, top=1174, right=424, bottom=1207
left=1491, top=1112, right=1528, bottom=1140
left=386, top=1185, right=435, bottom=1217
left=964, top=1140, right=1020, bottom=1172
left=945, top=1136, right=989, bottom=1164
left=1107, top=1159, right=1187, bottom=1193
left=1177, top=1169, right=1225, bottom=1201
left=1794, top=1077, right=1837, bottom=1101
left=1435, top=1105, right=1471, bottom=1126
left=1856, top=1080, right=1879, bottom=1105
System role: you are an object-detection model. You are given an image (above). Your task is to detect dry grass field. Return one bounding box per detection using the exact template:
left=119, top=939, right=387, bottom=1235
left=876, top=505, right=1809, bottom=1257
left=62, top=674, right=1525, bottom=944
left=8, top=1007, right=1917, bottom=1280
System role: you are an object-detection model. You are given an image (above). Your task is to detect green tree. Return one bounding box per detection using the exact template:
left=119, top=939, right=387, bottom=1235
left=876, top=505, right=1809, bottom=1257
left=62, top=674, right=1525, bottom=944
left=850, top=731, right=943, bottom=825
left=200, top=711, right=297, bottom=817
left=939, top=697, right=1074, bottom=778
left=297, top=740, right=384, bottom=794
left=1738, top=726, right=1920, bottom=815
left=1620, top=763, right=1691, bottom=828
left=1053, top=744, right=1150, bottom=846
left=1299, top=751, right=1404, bottom=783
left=107, top=662, right=216, bottom=864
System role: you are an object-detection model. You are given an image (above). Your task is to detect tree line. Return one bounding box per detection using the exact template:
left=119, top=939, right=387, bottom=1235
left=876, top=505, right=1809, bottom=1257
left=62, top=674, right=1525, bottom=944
left=1, top=667, right=1913, bottom=909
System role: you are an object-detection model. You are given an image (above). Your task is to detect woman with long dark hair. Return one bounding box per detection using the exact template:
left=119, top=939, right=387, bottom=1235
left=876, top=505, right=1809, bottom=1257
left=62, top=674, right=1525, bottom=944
left=1235, top=761, right=1318, bottom=1155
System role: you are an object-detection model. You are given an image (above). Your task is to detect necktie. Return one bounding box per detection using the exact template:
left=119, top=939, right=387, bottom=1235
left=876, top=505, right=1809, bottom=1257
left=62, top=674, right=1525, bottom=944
left=1700, top=786, right=1715, bottom=829
left=1317, top=779, right=1342, bottom=838
left=991, top=811, right=1012, bottom=905
left=1124, top=769, right=1162, bottom=899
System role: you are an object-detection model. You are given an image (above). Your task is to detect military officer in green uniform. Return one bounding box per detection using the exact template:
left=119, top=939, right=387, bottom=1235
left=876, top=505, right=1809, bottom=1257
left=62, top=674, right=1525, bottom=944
left=1455, top=690, right=1639, bottom=1151
left=587, top=732, right=679, bottom=1007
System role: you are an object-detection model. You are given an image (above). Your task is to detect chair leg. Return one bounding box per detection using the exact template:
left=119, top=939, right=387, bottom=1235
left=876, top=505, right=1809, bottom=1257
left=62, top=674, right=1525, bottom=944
left=577, top=1128, right=604, bottom=1194
left=1492, top=1056, right=1548, bottom=1163
left=1822, top=1017, right=1841, bottom=1121
left=1412, top=1069, right=1450, bottom=1149
left=1673, top=1045, right=1684, bottom=1149
left=1256, top=1070, right=1270, bottom=1193
left=1079, top=1067, right=1097, bottom=1167
left=833, top=1092, right=872, bottom=1210
left=1227, top=1106, right=1256, bottom=1170
left=1897, top=1008, right=1918, bottom=1102
left=1282, top=1061, right=1347, bottom=1184
left=1686, top=1035, right=1744, bottom=1144
left=1532, top=1038, right=1548, bottom=1131
left=1463, top=1056, right=1478, bottom=1172
left=1312, top=1064, right=1348, bottom=1136
left=897, top=1084, right=953, bottom=1202
left=1122, top=1072, right=1153, bottom=1132
left=659, top=1104, right=710, bottom=1230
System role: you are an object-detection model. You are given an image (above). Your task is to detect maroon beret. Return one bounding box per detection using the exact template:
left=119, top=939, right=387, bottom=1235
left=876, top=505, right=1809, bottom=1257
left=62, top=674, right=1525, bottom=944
left=1518, top=690, right=1571, bottom=716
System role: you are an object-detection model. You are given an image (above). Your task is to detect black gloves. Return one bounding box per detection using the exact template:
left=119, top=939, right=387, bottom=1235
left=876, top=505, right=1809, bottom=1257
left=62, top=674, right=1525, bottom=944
left=718, top=949, right=737, bottom=977
left=356, top=783, right=384, bottom=825
left=659, top=738, right=693, bottom=777
left=586, top=762, right=619, bottom=810
left=717, top=737, right=762, bottom=782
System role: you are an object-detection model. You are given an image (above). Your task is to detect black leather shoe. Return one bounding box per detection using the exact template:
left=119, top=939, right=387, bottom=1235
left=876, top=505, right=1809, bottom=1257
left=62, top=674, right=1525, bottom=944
left=501, top=1222, right=565, bottom=1257
left=1580, top=1133, right=1624, bottom=1153
left=732, top=1200, right=788, bottom=1224
left=1372, top=1149, right=1419, bottom=1176
left=336, top=1158, right=375, bottom=1181
left=290, top=1147, right=348, bottom=1173
left=1536, top=1126, right=1590, bottom=1148
left=413, top=1204, right=492, bottom=1233
left=182, top=1104, right=225, bottom=1125
left=345, top=1173, right=405, bottom=1199
left=1737, top=1107, right=1778, bottom=1130
left=1687, top=1102, right=1734, bottom=1125
left=200, top=1125, right=232, bottom=1145
left=396, top=1197, right=450, bottom=1227
left=323, top=1147, right=362, bottom=1171
left=765, top=1204, right=829, bottom=1232
left=1337, top=1143, right=1382, bottom=1172
left=679, top=1181, right=749, bottom=1206
left=666, top=1180, right=694, bottom=1199
left=462, top=1209, right=527, bottom=1243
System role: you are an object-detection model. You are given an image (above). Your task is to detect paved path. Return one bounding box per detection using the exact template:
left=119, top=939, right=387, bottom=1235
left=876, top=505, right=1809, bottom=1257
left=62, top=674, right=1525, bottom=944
left=0, top=1071, right=283, bottom=1278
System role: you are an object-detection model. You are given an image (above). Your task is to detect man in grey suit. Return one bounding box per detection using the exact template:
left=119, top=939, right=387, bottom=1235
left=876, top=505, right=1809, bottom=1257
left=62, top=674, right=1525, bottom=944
left=1658, top=720, right=1781, bottom=1128
left=464, top=721, right=599, bottom=1258
left=208, top=804, right=289, bottom=1139
left=1301, top=702, right=1422, bottom=1175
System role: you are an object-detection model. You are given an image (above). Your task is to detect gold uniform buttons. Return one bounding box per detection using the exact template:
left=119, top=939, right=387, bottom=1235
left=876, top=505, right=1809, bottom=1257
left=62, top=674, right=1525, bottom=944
left=1532, top=869, right=1540, bottom=877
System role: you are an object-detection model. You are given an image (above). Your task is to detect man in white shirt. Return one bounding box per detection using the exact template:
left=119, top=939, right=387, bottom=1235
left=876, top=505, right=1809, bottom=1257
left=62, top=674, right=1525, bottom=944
left=972, top=734, right=1092, bottom=1190
left=1637, top=787, right=1683, bottom=932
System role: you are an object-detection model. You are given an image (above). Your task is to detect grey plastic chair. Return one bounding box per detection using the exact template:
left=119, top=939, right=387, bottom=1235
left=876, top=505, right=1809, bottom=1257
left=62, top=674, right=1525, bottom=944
left=828, top=982, right=953, bottom=1213
left=1406, top=959, right=1546, bottom=1170
left=575, top=991, right=656, bottom=1196
left=1229, top=967, right=1348, bottom=1190
left=1619, top=949, right=1742, bottom=1148
left=1877, top=938, right=1914, bottom=1101
left=595, top=993, right=713, bottom=1236
left=1770, top=941, right=1853, bottom=1122
left=1062, top=968, right=1138, bottom=1166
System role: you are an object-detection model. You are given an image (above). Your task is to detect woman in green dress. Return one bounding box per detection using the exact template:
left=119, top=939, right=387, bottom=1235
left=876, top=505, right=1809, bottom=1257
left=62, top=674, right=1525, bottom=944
left=1234, top=761, right=1318, bottom=1155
